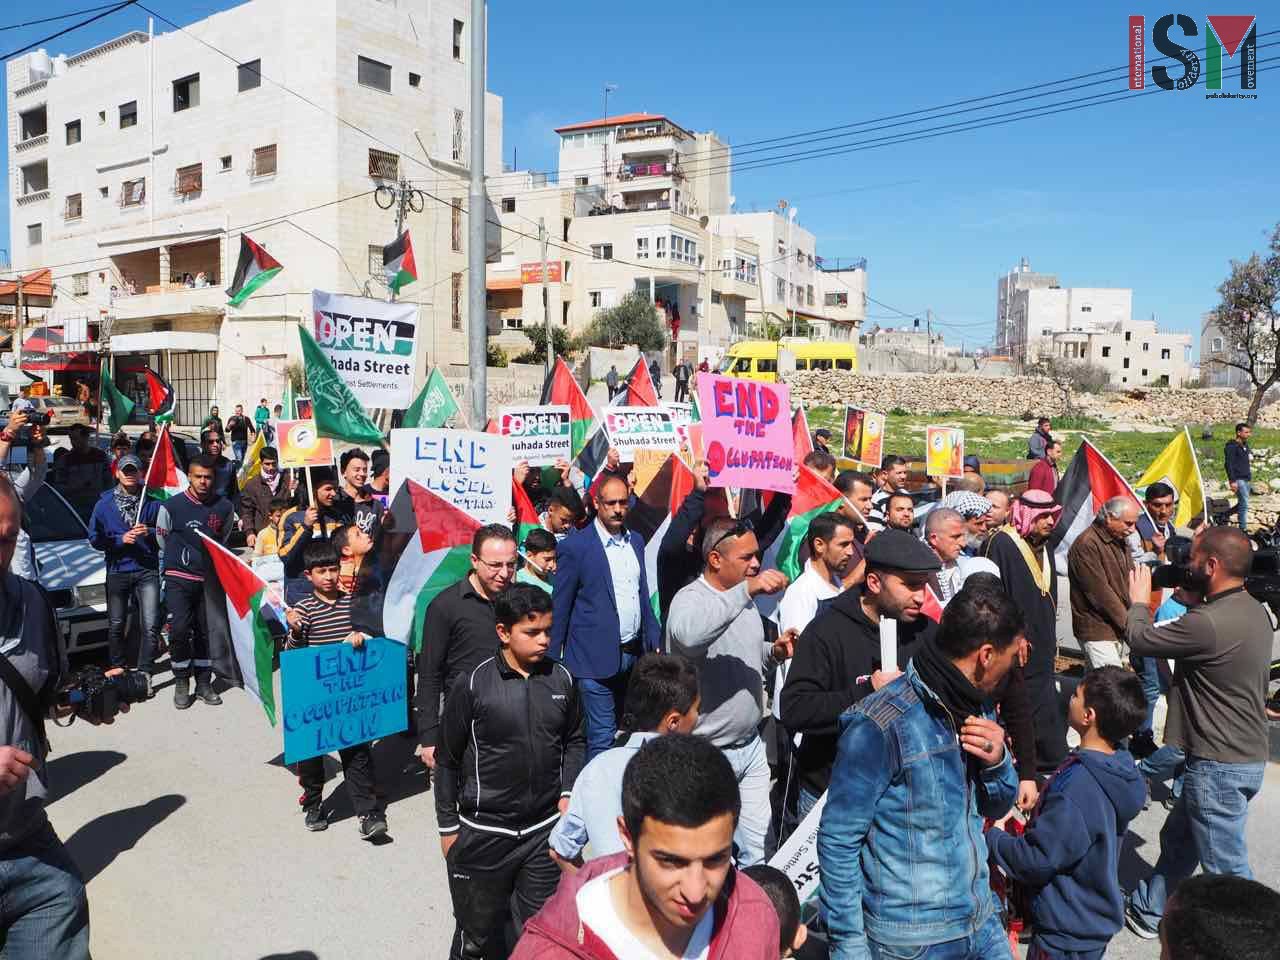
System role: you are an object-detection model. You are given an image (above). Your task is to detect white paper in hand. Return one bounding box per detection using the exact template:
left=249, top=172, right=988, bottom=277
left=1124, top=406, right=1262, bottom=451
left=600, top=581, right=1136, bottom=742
left=879, top=616, right=898, bottom=673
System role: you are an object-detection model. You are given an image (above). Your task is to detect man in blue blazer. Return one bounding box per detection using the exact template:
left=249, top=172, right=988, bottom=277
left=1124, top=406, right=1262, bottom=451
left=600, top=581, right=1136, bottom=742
left=552, top=472, right=660, bottom=759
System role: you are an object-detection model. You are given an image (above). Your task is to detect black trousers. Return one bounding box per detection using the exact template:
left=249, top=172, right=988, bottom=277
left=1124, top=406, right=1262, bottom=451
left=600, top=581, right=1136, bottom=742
left=447, top=823, right=559, bottom=960
left=297, top=741, right=380, bottom=816
left=674, top=380, right=689, bottom=402
left=1026, top=666, right=1068, bottom=777
left=165, top=575, right=209, bottom=680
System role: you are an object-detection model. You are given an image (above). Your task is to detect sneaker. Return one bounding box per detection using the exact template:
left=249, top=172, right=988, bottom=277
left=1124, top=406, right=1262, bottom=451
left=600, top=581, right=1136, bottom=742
left=1125, top=896, right=1159, bottom=940
left=194, top=679, right=222, bottom=706
left=173, top=677, right=193, bottom=710
left=359, top=813, right=388, bottom=841
left=304, top=806, right=329, bottom=832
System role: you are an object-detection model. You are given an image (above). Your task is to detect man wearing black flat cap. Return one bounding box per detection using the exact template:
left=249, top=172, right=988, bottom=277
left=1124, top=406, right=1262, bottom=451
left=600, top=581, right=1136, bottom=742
left=780, top=529, right=940, bottom=819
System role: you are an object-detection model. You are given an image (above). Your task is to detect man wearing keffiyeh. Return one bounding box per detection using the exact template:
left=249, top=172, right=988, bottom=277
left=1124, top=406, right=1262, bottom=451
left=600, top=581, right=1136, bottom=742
left=983, top=489, right=1067, bottom=775
left=940, top=490, right=996, bottom=556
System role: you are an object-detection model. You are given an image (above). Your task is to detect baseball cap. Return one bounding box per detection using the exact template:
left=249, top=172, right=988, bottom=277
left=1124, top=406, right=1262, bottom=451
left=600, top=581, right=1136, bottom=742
left=117, top=454, right=143, bottom=473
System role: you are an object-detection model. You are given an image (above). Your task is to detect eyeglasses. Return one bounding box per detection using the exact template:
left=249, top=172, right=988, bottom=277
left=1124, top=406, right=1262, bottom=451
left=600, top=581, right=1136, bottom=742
left=706, top=518, right=753, bottom=555
left=475, top=558, right=517, bottom=572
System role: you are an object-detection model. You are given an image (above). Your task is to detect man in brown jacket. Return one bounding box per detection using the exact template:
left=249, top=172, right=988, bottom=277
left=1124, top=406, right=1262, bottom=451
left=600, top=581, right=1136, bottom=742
left=1067, top=497, right=1137, bottom=670
left=237, top=446, right=286, bottom=549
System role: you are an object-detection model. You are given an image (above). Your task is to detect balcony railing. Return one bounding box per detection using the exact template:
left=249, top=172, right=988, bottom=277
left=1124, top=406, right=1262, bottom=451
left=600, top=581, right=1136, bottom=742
left=16, top=190, right=50, bottom=206
left=15, top=134, right=48, bottom=153
left=616, top=161, right=683, bottom=182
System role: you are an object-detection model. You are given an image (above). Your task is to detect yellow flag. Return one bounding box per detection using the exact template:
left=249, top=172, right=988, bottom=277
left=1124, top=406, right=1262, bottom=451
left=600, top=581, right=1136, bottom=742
left=237, top=429, right=267, bottom=487
left=1136, top=428, right=1205, bottom=528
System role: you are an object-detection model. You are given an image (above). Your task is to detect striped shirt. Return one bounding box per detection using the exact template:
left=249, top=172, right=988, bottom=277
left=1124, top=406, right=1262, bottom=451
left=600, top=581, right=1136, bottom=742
left=290, top=592, right=354, bottom=647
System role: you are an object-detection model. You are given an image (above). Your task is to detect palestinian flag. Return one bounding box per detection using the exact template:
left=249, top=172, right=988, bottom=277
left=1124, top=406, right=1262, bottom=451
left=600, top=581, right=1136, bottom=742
left=100, top=360, right=135, bottom=434
left=771, top=465, right=845, bottom=582
left=793, top=407, right=814, bottom=460
left=1049, top=439, right=1149, bottom=569
left=573, top=422, right=612, bottom=499
left=200, top=533, right=276, bottom=724
left=383, top=231, right=417, bottom=294
left=226, top=234, right=282, bottom=307
left=614, top=357, right=658, bottom=407
left=513, top=476, right=541, bottom=546
left=141, top=425, right=187, bottom=500
left=540, top=357, right=595, bottom=457
left=122, top=367, right=176, bottom=423
left=628, top=454, right=696, bottom=620
left=382, top=479, right=482, bottom=653
left=919, top=584, right=946, bottom=624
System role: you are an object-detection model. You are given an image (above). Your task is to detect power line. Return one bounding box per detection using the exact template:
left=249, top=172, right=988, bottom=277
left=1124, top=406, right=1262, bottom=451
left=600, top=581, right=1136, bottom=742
left=0, top=0, right=136, bottom=60
left=0, top=3, right=124, bottom=32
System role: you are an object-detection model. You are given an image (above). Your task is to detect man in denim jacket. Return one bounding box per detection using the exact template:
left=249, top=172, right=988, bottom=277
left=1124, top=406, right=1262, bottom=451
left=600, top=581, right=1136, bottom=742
left=818, top=581, right=1022, bottom=960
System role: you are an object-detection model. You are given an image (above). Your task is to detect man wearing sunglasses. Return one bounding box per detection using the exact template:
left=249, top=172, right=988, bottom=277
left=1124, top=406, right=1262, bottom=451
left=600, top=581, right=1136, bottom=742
left=551, top=473, right=661, bottom=762
left=667, top=516, right=794, bottom=866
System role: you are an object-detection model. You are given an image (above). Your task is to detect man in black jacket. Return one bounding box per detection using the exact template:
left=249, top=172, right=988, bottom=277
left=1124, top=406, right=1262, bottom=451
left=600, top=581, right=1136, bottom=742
left=436, top=583, right=585, bottom=960
left=780, top=530, right=939, bottom=817
left=1224, top=421, right=1252, bottom=531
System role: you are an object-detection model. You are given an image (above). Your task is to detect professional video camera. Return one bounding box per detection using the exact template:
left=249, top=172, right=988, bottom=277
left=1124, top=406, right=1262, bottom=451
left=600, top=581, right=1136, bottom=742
left=57, top=666, right=153, bottom=723
left=1152, top=534, right=1280, bottom=618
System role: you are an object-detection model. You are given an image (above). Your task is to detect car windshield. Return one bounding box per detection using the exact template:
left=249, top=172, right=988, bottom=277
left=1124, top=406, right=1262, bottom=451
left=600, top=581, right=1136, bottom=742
left=25, top=485, right=88, bottom=543
left=718, top=355, right=736, bottom=373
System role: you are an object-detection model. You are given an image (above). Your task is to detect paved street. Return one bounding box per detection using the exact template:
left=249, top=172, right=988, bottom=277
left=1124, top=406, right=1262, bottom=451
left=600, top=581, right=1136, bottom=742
left=41, top=664, right=1280, bottom=960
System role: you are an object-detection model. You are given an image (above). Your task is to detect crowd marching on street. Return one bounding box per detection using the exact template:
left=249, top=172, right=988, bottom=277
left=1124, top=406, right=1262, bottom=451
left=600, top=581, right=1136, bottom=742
left=0, top=380, right=1278, bottom=960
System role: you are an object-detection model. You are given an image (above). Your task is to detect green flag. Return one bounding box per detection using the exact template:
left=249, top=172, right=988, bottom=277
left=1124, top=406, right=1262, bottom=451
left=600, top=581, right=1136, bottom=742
left=296, top=324, right=384, bottom=444
left=100, top=360, right=135, bottom=434
left=402, top=367, right=458, bottom=429
left=281, top=376, right=297, bottom=420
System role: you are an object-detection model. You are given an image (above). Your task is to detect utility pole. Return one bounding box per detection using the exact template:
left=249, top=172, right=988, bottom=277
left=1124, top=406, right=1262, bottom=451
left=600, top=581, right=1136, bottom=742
left=466, top=0, right=487, bottom=428
left=540, top=217, right=552, bottom=381
left=374, top=177, right=425, bottom=303
left=602, top=83, right=617, bottom=199
left=926, top=308, right=934, bottom=373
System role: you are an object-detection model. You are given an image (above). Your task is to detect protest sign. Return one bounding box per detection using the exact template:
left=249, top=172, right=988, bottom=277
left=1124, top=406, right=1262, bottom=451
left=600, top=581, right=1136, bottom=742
left=312, top=290, right=419, bottom=409
left=632, top=449, right=670, bottom=496
left=843, top=406, right=885, bottom=469
left=665, top=401, right=694, bottom=448
left=294, top=396, right=312, bottom=420
left=274, top=419, right=334, bottom=469
left=281, top=636, right=408, bottom=764
left=926, top=426, right=965, bottom=479
left=389, top=428, right=512, bottom=524
left=695, top=374, right=795, bottom=494
left=769, top=789, right=826, bottom=909
left=500, top=405, right=571, bottom=466
left=603, top=407, right=680, bottom=462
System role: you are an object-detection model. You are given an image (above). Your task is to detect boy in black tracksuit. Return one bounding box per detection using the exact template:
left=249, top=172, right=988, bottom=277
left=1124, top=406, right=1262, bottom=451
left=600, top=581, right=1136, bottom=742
left=156, top=453, right=235, bottom=709
left=436, top=583, right=586, bottom=960
left=987, top=666, right=1147, bottom=960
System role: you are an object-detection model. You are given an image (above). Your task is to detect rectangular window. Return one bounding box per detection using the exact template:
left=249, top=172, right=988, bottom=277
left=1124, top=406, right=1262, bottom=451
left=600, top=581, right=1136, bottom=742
left=1161, top=348, right=1171, bottom=360
left=1123, top=357, right=1130, bottom=369
left=453, top=19, right=464, bottom=60
left=451, top=272, right=463, bottom=330
left=636, top=236, right=649, bottom=260
left=1142, top=368, right=1148, bottom=377
left=219, top=154, right=232, bottom=172
left=173, top=73, right=200, bottom=111
left=1142, top=342, right=1150, bottom=351
left=238, top=59, right=262, bottom=92
left=1081, top=304, right=1092, bottom=312
left=451, top=198, right=463, bottom=252
left=1212, top=337, right=1224, bottom=352
left=776, top=278, right=786, bottom=300
left=368, top=244, right=382, bottom=277
left=409, top=72, right=421, bottom=88
left=501, top=196, right=515, bottom=213
left=358, top=56, right=392, bottom=92
left=64, top=193, right=82, bottom=221
left=65, top=120, right=81, bottom=145
left=575, top=176, right=589, bottom=187
left=27, top=224, right=41, bottom=246
left=175, top=162, right=202, bottom=195
left=120, top=177, right=146, bottom=207
left=1102, top=346, right=1111, bottom=357
left=119, top=101, right=137, bottom=128
left=1124, top=331, right=1132, bottom=342
left=73, top=273, right=89, bottom=296
left=807, top=284, right=815, bottom=306
left=655, top=235, right=667, bottom=259
left=711, top=290, right=721, bottom=304
left=591, top=243, right=612, bottom=260
left=252, top=144, right=277, bottom=177
left=99, top=186, right=109, bottom=198
left=368, top=148, right=398, bottom=180
left=589, top=290, right=603, bottom=308
left=452, top=109, right=465, bottom=162
left=796, top=249, right=804, bottom=264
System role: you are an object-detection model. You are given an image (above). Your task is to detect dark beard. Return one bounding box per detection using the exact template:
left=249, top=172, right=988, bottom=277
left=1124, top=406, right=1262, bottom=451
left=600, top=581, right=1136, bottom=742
left=1023, top=531, right=1047, bottom=547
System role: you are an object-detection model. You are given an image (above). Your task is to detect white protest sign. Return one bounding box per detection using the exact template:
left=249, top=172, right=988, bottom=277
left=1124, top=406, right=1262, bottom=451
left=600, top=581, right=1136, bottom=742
left=499, top=405, right=571, bottom=466
left=879, top=617, right=898, bottom=673
left=769, top=789, right=827, bottom=908
left=665, top=401, right=694, bottom=449
left=312, top=290, right=419, bottom=409
left=389, top=428, right=512, bottom=525
left=603, top=407, right=680, bottom=462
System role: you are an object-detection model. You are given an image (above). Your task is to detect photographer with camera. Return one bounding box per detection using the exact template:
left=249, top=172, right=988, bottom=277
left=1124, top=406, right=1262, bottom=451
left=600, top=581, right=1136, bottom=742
left=0, top=407, right=48, bottom=582
left=1123, top=526, right=1272, bottom=941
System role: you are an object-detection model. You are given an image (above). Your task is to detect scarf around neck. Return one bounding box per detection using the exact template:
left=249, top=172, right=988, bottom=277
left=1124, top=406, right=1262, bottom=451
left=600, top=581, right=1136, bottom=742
left=113, top=486, right=140, bottom=525
left=913, top=636, right=988, bottom=726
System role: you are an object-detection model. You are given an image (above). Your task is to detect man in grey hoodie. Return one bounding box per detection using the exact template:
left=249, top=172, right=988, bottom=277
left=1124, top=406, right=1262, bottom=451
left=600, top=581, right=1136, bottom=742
left=666, top=516, right=794, bottom=866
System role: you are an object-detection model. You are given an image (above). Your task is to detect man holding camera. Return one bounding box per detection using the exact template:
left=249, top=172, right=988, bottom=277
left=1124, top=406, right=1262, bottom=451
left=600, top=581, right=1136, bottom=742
left=0, top=474, right=91, bottom=958
left=1124, top=526, right=1272, bottom=940
left=0, top=408, right=48, bottom=582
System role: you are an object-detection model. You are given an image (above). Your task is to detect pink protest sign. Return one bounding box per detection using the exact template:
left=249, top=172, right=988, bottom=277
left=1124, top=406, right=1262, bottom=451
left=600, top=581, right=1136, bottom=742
left=695, top=374, right=796, bottom=494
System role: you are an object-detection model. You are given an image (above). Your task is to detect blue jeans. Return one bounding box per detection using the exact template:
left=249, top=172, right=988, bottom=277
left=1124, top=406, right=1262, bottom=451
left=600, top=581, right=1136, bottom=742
left=1138, top=744, right=1186, bottom=799
left=0, top=822, right=90, bottom=960
left=576, top=652, right=635, bottom=761
left=232, top=441, right=247, bottom=468
left=868, top=910, right=1010, bottom=960
left=1129, top=651, right=1166, bottom=735
left=1131, top=756, right=1265, bottom=925
left=106, top=568, right=161, bottom=670
left=721, top=736, right=771, bottom=867
left=1234, top=478, right=1250, bottom=530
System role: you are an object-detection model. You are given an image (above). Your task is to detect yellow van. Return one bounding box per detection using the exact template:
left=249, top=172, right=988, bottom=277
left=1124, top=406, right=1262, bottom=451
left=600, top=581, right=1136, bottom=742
left=718, top=340, right=858, bottom=382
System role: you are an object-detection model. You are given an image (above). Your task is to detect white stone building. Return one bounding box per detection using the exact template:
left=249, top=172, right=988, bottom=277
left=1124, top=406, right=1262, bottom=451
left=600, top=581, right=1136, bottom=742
left=6, top=0, right=501, bottom=425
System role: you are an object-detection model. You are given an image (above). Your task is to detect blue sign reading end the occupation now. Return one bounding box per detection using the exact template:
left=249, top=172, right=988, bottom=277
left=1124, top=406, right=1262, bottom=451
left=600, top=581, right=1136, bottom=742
left=280, top=636, right=408, bottom=764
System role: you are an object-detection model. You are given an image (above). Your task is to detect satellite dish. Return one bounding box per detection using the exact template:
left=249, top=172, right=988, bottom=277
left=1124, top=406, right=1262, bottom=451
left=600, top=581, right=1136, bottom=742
left=699, top=216, right=709, bottom=229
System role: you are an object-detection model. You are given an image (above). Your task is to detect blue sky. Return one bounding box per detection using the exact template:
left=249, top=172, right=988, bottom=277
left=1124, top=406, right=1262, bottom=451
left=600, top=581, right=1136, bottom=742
left=4, top=2, right=1277, bottom=354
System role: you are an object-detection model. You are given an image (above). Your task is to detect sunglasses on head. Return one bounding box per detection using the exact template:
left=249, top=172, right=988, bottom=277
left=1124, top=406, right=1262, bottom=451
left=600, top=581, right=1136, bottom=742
left=707, top=518, right=753, bottom=554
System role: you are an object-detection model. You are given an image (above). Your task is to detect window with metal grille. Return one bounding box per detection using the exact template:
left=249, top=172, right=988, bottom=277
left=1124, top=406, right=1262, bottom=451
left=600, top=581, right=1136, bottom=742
left=238, top=59, right=261, bottom=92
left=368, top=148, right=398, bottom=180
left=173, top=74, right=200, bottom=112
left=452, top=273, right=463, bottom=330
left=358, top=56, right=391, bottom=92
left=65, top=194, right=82, bottom=221
left=501, top=197, right=515, bottom=213
left=119, top=101, right=137, bottom=128
left=73, top=273, right=90, bottom=296
left=176, top=163, right=202, bottom=195
left=368, top=245, right=383, bottom=277
left=170, top=350, right=218, bottom=427
left=66, top=120, right=81, bottom=145
left=220, top=155, right=232, bottom=172
left=252, top=144, right=277, bottom=177
left=453, top=19, right=464, bottom=60
left=120, top=178, right=146, bottom=206
left=591, top=244, right=612, bottom=260
left=451, top=198, right=463, bottom=252
left=452, top=109, right=465, bottom=162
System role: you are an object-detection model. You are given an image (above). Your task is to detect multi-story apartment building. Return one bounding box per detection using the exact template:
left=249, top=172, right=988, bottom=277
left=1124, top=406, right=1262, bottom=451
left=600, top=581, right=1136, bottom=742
left=6, top=0, right=501, bottom=424
left=486, top=113, right=864, bottom=364
left=1047, top=316, right=1192, bottom=388
left=1199, top=311, right=1264, bottom=389
left=995, top=257, right=1059, bottom=354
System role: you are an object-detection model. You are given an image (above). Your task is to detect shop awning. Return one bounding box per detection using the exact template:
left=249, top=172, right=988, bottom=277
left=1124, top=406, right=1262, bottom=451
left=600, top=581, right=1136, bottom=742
left=19, top=326, right=98, bottom=373
left=0, top=269, right=54, bottom=308
left=486, top=277, right=522, bottom=292
left=111, top=331, right=219, bottom=353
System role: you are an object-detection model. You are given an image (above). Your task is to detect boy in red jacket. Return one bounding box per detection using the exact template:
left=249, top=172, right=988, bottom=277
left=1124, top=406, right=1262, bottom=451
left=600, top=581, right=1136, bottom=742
left=512, top=734, right=780, bottom=960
